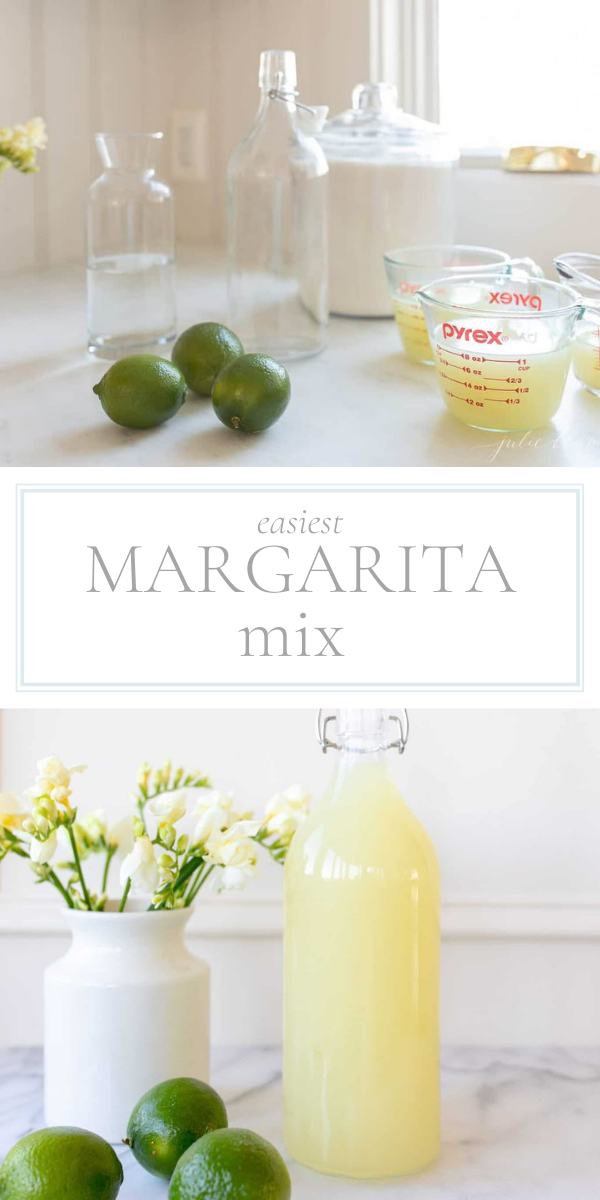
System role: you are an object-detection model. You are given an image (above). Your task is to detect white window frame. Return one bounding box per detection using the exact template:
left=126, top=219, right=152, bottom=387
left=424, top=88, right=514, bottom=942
left=369, top=0, right=502, bottom=167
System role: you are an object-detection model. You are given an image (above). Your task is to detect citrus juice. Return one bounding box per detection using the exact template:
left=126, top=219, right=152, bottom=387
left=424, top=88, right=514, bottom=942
left=432, top=320, right=571, bottom=430
left=572, top=328, right=600, bottom=395
left=284, top=753, right=440, bottom=1178
left=393, top=297, right=434, bottom=363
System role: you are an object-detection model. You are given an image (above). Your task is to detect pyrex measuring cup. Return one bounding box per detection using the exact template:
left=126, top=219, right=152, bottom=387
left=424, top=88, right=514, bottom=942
left=383, top=245, right=542, bottom=364
left=555, top=253, right=600, bottom=396
left=417, top=274, right=581, bottom=431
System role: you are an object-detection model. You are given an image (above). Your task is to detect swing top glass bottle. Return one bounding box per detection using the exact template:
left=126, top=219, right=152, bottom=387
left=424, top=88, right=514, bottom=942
left=284, top=709, right=440, bottom=1179
left=227, top=50, right=329, bottom=360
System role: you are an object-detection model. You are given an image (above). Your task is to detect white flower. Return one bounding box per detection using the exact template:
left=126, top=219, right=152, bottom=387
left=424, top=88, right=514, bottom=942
left=203, top=819, right=261, bottom=890
left=120, top=836, right=159, bottom=896
left=24, top=757, right=86, bottom=808
left=30, top=829, right=57, bottom=864
left=146, top=790, right=187, bottom=827
left=192, top=790, right=254, bottom=841
left=0, top=791, right=26, bottom=831
left=194, top=789, right=235, bottom=814
left=107, top=816, right=135, bottom=858
left=79, top=809, right=107, bottom=843
left=55, top=825, right=73, bottom=861
left=192, top=804, right=231, bottom=847
left=263, top=785, right=311, bottom=841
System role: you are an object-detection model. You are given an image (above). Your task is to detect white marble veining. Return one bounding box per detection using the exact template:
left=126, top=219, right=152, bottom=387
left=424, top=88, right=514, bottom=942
left=1, top=1046, right=599, bottom=1198
left=2, top=248, right=600, bottom=468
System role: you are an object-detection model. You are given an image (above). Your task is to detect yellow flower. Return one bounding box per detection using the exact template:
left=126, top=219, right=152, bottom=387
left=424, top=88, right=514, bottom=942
left=0, top=117, right=47, bottom=175
left=0, top=792, right=25, bottom=830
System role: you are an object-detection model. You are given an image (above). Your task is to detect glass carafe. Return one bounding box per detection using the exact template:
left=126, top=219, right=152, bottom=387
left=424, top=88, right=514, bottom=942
left=87, top=132, right=176, bottom=358
left=284, top=709, right=440, bottom=1178
left=227, top=50, right=329, bottom=360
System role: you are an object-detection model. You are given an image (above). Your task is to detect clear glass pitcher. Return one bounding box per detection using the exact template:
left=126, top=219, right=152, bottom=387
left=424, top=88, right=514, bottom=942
left=284, top=708, right=440, bottom=1179
left=227, top=50, right=329, bottom=360
left=418, top=274, right=582, bottom=430
left=87, top=132, right=176, bottom=358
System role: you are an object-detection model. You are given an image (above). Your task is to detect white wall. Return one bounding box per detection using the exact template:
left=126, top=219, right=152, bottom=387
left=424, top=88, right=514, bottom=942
left=2, top=707, right=600, bottom=899
left=0, top=0, right=179, bottom=273
left=0, top=0, right=370, bottom=272
left=4, top=0, right=599, bottom=277
left=1, top=709, right=600, bottom=1048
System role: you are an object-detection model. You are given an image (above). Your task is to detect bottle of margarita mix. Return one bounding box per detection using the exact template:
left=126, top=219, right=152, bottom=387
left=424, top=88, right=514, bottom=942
left=284, top=708, right=440, bottom=1178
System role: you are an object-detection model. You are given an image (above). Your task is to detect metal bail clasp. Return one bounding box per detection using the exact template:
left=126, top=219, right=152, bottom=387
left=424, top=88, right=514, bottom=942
left=268, top=71, right=318, bottom=116
left=316, top=710, right=410, bottom=754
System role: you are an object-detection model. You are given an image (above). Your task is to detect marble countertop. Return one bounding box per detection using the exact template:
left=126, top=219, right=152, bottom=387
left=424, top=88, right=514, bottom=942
left=2, top=248, right=600, bottom=468
left=1, top=1046, right=599, bottom=1198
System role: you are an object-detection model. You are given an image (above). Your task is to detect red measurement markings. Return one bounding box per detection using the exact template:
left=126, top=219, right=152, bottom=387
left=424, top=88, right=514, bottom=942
left=443, top=388, right=484, bottom=407
left=435, top=345, right=529, bottom=366
left=439, top=371, right=468, bottom=386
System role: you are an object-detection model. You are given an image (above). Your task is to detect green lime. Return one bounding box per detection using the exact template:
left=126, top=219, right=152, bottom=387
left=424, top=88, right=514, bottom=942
left=172, top=323, right=243, bottom=397
left=126, top=1077, right=228, bottom=1181
left=212, top=353, right=290, bottom=433
left=93, top=355, right=187, bottom=429
left=0, top=1126, right=123, bottom=1200
left=169, top=1127, right=291, bottom=1200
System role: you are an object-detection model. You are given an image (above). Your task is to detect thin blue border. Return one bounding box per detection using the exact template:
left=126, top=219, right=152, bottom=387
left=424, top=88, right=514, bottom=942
left=16, top=484, right=583, bottom=693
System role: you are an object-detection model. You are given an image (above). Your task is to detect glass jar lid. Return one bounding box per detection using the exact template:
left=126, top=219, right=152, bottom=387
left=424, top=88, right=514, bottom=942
left=319, top=82, right=458, bottom=164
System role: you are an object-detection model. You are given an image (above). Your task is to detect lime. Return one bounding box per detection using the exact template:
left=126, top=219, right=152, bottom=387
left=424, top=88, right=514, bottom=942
left=0, top=1126, right=123, bottom=1200
left=169, top=1127, right=291, bottom=1200
left=93, top=355, right=187, bottom=429
left=126, top=1077, right=228, bottom=1181
left=212, top=353, right=290, bottom=433
left=172, top=323, right=243, bottom=397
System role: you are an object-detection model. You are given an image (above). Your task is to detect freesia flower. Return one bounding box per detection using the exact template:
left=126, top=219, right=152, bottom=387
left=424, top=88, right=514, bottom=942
left=203, top=819, right=261, bottom=890
left=0, top=791, right=26, bottom=830
left=192, top=799, right=233, bottom=847
left=136, top=762, right=151, bottom=790
left=0, top=117, right=47, bottom=176
left=24, top=756, right=86, bottom=808
left=146, top=789, right=187, bottom=827
left=30, top=829, right=57, bottom=864
left=79, top=809, right=107, bottom=844
left=194, top=788, right=235, bottom=813
left=193, top=789, right=254, bottom=835
left=263, top=785, right=311, bottom=842
left=120, top=836, right=159, bottom=896
left=107, top=815, right=135, bottom=859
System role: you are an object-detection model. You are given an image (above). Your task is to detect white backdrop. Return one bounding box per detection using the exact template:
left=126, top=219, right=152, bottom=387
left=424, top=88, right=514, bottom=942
left=2, top=707, right=600, bottom=897
left=2, top=708, right=600, bottom=1048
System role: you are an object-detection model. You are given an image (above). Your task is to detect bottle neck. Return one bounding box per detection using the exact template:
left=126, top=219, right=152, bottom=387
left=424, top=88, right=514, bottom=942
left=336, top=708, right=390, bottom=755
left=322, top=709, right=393, bottom=804
left=254, top=89, right=297, bottom=129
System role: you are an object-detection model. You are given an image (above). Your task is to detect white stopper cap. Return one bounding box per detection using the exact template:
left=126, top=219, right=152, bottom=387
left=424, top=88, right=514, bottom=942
left=259, top=49, right=297, bottom=92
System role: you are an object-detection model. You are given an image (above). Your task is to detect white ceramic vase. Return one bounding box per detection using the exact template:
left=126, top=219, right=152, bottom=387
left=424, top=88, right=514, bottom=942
left=44, top=900, right=210, bottom=1143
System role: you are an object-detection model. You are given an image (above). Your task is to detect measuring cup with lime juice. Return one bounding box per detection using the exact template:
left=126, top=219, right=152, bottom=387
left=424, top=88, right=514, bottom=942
left=417, top=274, right=582, bottom=431
left=383, top=245, right=543, bottom=364
left=555, top=253, right=600, bottom=396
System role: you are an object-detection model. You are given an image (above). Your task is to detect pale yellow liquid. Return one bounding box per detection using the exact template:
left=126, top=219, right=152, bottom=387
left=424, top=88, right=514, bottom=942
left=572, top=329, right=600, bottom=395
left=393, top=297, right=434, bottom=364
left=433, top=321, right=571, bottom=430
left=284, top=760, right=440, bottom=1178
